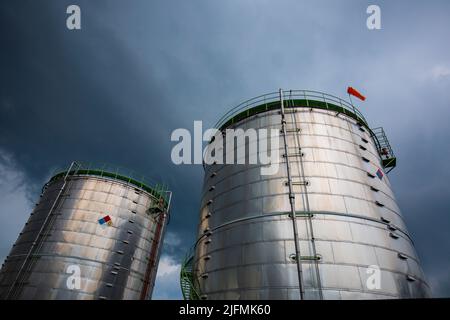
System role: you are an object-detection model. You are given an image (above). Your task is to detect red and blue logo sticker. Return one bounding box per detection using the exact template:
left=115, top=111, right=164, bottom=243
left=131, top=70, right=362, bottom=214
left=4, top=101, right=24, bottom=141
left=376, top=168, right=384, bottom=180
left=98, top=215, right=112, bottom=226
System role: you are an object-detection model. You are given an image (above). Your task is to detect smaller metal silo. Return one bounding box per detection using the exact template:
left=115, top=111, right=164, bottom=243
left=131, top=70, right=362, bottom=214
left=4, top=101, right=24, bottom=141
left=0, top=162, right=171, bottom=300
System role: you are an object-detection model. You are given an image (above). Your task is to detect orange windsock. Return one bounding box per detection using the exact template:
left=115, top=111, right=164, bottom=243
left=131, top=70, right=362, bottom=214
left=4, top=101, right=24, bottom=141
left=347, top=87, right=366, bottom=101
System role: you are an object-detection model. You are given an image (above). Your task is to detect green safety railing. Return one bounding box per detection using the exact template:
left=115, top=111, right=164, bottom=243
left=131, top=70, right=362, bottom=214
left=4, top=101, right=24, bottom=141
left=48, top=161, right=170, bottom=208
left=371, top=127, right=397, bottom=171
left=215, top=89, right=368, bottom=130
left=211, top=89, right=396, bottom=172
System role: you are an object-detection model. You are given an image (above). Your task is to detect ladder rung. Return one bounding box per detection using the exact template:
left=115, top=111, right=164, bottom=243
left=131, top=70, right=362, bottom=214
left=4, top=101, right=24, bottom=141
left=292, top=181, right=309, bottom=186
left=282, top=152, right=304, bottom=158
left=290, top=212, right=313, bottom=218
left=291, top=254, right=321, bottom=261
left=285, top=181, right=309, bottom=186
left=285, top=128, right=301, bottom=133
left=299, top=255, right=321, bottom=261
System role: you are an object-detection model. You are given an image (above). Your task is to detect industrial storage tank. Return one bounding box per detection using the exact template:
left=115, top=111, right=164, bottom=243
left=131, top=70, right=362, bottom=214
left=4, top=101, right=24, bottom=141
left=181, top=89, right=431, bottom=300
left=0, top=162, right=171, bottom=300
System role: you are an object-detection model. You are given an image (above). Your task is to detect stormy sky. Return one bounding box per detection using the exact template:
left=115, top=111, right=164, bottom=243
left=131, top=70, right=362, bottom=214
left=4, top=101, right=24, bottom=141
left=0, top=0, right=449, bottom=299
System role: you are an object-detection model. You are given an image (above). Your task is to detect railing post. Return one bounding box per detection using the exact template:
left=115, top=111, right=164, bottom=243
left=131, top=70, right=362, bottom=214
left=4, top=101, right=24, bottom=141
left=338, top=98, right=346, bottom=115
left=322, top=93, right=329, bottom=109
left=100, top=163, right=106, bottom=177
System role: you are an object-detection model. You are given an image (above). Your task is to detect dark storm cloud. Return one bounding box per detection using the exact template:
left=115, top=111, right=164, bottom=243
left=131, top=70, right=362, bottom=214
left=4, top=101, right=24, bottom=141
left=0, top=0, right=203, bottom=253
left=1, top=0, right=449, bottom=297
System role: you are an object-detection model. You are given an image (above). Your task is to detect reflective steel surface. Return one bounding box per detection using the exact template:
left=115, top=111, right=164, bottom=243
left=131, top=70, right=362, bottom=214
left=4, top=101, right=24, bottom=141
left=0, top=172, right=168, bottom=300
left=194, top=106, right=431, bottom=299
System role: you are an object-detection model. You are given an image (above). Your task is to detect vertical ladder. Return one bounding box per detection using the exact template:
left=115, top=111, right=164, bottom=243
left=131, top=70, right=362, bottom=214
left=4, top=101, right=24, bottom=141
left=5, top=161, right=80, bottom=299
left=285, top=90, right=323, bottom=299
left=140, top=190, right=172, bottom=299
left=279, top=89, right=305, bottom=300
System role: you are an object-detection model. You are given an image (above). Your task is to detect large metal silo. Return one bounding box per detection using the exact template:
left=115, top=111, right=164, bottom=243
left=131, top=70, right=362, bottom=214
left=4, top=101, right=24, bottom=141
left=0, top=162, right=171, bottom=300
left=181, top=89, right=431, bottom=300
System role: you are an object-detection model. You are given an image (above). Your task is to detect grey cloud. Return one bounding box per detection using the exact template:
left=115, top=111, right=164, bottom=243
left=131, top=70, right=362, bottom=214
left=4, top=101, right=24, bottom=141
left=1, top=0, right=449, bottom=298
left=0, top=150, right=33, bottom=264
